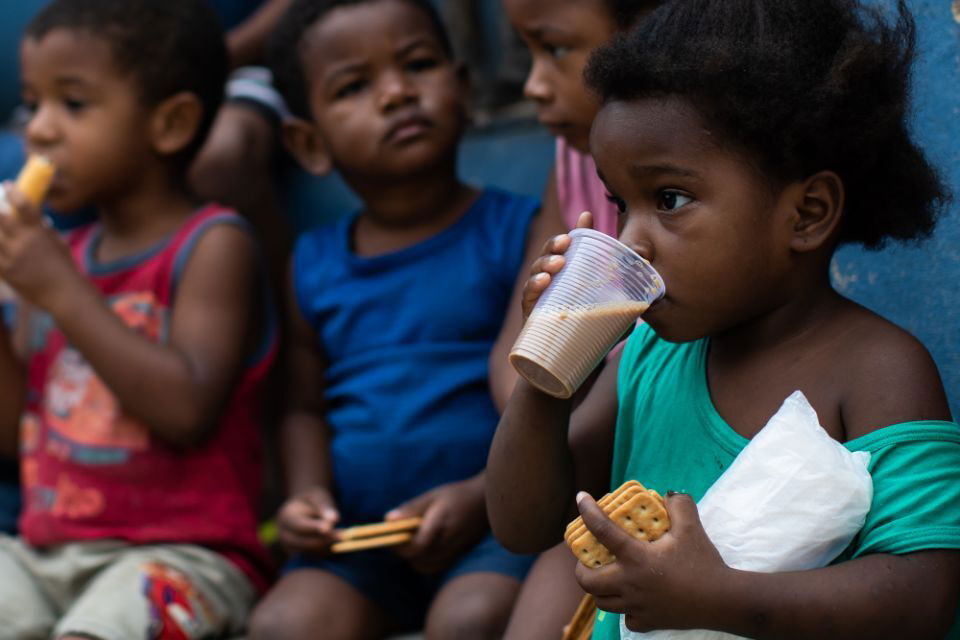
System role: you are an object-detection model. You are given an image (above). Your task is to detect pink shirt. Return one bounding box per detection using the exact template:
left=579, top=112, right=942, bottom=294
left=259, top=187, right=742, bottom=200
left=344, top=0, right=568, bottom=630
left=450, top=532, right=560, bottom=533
left=554, top=137, right=620, bottom=237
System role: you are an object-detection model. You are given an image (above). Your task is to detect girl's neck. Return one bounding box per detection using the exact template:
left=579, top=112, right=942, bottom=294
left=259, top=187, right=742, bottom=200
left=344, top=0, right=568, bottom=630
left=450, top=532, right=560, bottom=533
left=94, top=171, right=197, bottom=261
left=710, top=269, right=844, bottom=361
left=349, top=165, right=478, bottom=257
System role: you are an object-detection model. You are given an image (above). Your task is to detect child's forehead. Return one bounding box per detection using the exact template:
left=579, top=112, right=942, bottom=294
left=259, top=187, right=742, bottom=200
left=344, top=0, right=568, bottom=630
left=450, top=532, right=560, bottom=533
left=21, top=28, right=125, bottom=80
left=302, top=0, right=444, bottom=61
left=505, top=0, right=613, bottom=33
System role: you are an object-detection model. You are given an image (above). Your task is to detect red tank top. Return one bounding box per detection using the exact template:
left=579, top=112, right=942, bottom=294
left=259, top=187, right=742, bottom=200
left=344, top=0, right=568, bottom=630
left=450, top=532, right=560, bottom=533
left=19, top=205, right=276, bottom=589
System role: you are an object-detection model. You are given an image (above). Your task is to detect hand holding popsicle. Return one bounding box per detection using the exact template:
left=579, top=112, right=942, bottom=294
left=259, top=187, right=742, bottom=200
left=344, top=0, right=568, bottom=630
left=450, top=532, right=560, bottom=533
left=0, top=157, right=84, bottom=311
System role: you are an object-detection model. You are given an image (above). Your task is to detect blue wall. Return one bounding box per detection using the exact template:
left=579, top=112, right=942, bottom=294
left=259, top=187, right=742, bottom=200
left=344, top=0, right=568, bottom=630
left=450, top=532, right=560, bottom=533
left=832, top=0, right=960, bottom=416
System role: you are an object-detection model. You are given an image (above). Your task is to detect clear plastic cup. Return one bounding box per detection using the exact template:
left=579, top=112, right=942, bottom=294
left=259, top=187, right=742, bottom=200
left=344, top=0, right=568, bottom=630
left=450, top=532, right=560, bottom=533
left=509, top=228, right=665, bottom=399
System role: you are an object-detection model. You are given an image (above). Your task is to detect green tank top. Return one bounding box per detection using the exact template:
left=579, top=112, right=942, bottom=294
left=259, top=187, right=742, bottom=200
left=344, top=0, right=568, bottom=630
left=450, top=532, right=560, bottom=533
left=591, top=324, right=960, bottom=639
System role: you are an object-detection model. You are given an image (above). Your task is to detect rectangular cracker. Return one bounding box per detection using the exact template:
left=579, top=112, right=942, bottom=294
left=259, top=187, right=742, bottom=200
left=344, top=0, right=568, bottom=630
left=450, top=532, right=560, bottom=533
left=331, top=531, right=413, bottom=553
left=336, top=517, right=422, bottom=541
left=568, top=489, right=671, bottom=567
left=565, top=483, right=643, bottom=545
left=565, top=483, right=642, bottom=538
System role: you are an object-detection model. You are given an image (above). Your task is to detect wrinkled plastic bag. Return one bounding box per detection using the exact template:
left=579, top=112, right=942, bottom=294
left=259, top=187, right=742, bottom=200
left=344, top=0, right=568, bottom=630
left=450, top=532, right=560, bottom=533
left=621, top=391, right=873, bottom=640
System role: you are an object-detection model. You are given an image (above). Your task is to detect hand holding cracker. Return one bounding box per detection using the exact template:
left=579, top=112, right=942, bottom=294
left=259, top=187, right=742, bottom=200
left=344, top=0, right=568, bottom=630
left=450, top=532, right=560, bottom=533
left=385, top=477, right=486, bottom=574
left=573, top=490, right=729, bottom=633
left=276, top=485, right=341, bottom=554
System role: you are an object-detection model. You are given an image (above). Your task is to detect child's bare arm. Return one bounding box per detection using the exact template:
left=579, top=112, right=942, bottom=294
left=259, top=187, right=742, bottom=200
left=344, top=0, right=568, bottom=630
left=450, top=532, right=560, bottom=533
left=276, top=267, right=340, bottom=552
left=489, top=169, right=567, bottom=412
left=487, top=357, right=618, bottom=554
left=0, top=193, right=261, bottom=447
left=576, top=493, right=960, bottom=639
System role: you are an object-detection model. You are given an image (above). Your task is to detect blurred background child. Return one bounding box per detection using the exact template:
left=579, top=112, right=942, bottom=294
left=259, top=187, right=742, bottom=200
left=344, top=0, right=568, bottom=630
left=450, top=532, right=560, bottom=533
left=0, top=1, right=275, bottom=638
left=488, top=0, right=960, bottom=638
left=248, top=1, right=551, bottom=638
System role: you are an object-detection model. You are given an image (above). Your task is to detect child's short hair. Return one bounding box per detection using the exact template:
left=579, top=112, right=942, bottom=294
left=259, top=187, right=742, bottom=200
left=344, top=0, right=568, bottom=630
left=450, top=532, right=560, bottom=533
left=26, top=0, right=228, bottom=163
left=268, top=0, right=453, bottom=121
left=586, top=0, right=947, bottom=249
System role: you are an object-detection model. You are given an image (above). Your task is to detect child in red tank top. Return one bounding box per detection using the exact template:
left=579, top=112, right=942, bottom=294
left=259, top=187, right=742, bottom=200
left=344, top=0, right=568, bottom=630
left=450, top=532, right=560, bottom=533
left=0, top=2, right=275, bottom=638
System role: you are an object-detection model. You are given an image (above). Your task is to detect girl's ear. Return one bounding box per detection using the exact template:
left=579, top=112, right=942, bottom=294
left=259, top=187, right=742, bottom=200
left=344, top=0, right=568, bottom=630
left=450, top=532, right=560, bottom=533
left=282, top=117, right=333, bottom=176
left=150, top=92, right=203, bottom=156
left=788, top=170, right=845, bottom=252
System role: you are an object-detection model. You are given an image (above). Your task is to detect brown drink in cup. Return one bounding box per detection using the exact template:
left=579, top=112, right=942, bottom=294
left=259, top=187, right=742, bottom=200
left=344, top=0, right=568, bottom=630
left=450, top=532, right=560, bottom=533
left=509, top=229, right=664, bottom=399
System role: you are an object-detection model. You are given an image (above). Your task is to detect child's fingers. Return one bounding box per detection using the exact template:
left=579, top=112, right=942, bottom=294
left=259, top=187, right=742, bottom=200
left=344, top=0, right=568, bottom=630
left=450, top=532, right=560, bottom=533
left=662, top=491, right=701, bottom=536
left=575, top=211, right=594, bottom=229
left=3, top=184, right=42, bottom=226
left=536, top=232, right=572, bottom=264
left=576, top=491, right=637, bottom=558
left=528, top=253, right=566, bottom=278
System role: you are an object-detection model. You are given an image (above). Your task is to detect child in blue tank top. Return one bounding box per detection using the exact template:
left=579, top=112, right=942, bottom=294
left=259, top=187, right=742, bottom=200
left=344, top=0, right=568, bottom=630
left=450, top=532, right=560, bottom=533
left=487, top=0, right=960, bottom=638
left=249, top=1, right=553, bottom=638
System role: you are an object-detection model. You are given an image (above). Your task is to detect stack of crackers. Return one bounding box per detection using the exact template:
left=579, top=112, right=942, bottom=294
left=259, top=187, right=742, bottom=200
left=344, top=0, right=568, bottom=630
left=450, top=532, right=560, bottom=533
left=564, top=480, right=671, bottom=567
left=330, top=516, right=422, bottom=554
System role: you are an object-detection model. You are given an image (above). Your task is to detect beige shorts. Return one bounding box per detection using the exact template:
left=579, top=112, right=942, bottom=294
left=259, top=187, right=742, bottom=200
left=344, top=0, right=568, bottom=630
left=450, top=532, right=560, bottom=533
left=0, top=535, right=255, bottom=640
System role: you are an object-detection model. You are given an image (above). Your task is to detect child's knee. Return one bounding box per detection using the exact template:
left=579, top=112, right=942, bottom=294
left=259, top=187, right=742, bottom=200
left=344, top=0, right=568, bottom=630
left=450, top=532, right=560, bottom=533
left=425, top=580, right=518, bottom=640
left=248, top=598, right=305, bottom=640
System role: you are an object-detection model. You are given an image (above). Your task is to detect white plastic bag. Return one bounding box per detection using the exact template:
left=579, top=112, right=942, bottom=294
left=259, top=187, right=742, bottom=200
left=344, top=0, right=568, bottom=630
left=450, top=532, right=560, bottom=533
left=621, top=391, right=873, bottom=640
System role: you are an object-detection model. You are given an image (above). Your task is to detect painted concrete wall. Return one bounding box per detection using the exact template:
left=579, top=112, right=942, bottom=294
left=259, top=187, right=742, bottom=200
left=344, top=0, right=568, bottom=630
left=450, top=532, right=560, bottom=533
left=833, top=0, right=960, bottom=416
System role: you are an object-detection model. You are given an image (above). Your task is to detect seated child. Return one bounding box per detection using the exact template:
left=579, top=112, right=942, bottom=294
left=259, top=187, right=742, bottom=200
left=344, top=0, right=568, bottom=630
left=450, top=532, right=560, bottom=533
left=487, top=0, right=960, bottom=638
left=248, top=1, right=546, bottom=638
left=0, top=1, right=276, bottom=638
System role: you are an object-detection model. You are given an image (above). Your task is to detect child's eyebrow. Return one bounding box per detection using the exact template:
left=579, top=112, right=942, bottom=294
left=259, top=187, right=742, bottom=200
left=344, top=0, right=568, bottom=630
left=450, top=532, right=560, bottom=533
left=395, top=37, right=440, bottom=57
left=628, top=164, right=701, bottom=180
left=323, top=61, right=368, bottom=87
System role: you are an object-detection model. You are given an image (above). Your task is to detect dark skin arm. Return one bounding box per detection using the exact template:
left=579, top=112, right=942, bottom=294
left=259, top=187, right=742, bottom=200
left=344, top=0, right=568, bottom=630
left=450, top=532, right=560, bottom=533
left=275, top=266, right=340, bottom=553
left=576, top=492, right=960, bottom=639
left=489, top=168, right=567, bottom=412
left=487, top=213, right=616, bottom=553
left=0, top=186, right=259, bottom=448
left=225, top=0, right=293, bottom=68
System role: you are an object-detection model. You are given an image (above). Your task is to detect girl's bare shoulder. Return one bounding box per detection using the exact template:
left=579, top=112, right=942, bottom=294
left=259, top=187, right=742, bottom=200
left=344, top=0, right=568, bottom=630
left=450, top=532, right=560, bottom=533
left=830, top=302, right=951, bottom=440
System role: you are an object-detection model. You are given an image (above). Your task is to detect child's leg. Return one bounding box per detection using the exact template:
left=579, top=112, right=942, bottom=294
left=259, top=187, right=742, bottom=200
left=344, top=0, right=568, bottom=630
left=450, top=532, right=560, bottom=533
left=424, top=533, right=535, bottom=640
left=52, top=544, right=253, bottom=640
left=0, top=535, right=58, bottom=639
left=424, top=572, right=521, bottom=640
left=248, top=568, right=392, bottom=640
left=502, top=542, right=584, bottom=640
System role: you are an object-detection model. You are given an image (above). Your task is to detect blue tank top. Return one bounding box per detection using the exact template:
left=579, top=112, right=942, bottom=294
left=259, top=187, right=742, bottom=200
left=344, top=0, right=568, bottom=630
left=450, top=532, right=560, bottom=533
left=293, top=188, right=539, bottom=522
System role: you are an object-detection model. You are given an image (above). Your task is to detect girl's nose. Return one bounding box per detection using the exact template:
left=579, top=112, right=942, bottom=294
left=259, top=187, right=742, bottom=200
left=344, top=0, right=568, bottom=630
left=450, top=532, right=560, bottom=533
left=619, top=218, right=655, bottom=263
left=523, top=60, right=552, bottom=104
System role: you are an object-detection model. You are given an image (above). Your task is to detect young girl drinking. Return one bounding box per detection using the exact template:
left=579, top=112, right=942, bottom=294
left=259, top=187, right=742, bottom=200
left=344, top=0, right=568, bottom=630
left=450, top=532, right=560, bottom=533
left=488, top=0, right=960, bottom=638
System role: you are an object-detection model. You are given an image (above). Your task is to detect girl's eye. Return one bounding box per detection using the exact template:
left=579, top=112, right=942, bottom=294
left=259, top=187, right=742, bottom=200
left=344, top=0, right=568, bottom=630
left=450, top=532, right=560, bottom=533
left=64, top=98, right=86, bottom=112
left=544, top=44, right=571, bottom=59
left=335, top=79, right=366, bottom=99
left=21, top=100, right=37, bottom=114
left=604, top=192, right=627, bottom=214
left=657, top=190, right=693, bottom=212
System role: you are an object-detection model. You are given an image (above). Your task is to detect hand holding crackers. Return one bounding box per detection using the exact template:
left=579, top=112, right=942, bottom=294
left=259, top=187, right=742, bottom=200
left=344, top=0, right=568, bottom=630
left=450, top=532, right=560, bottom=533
left=565, top=480, right=671, bottom=567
